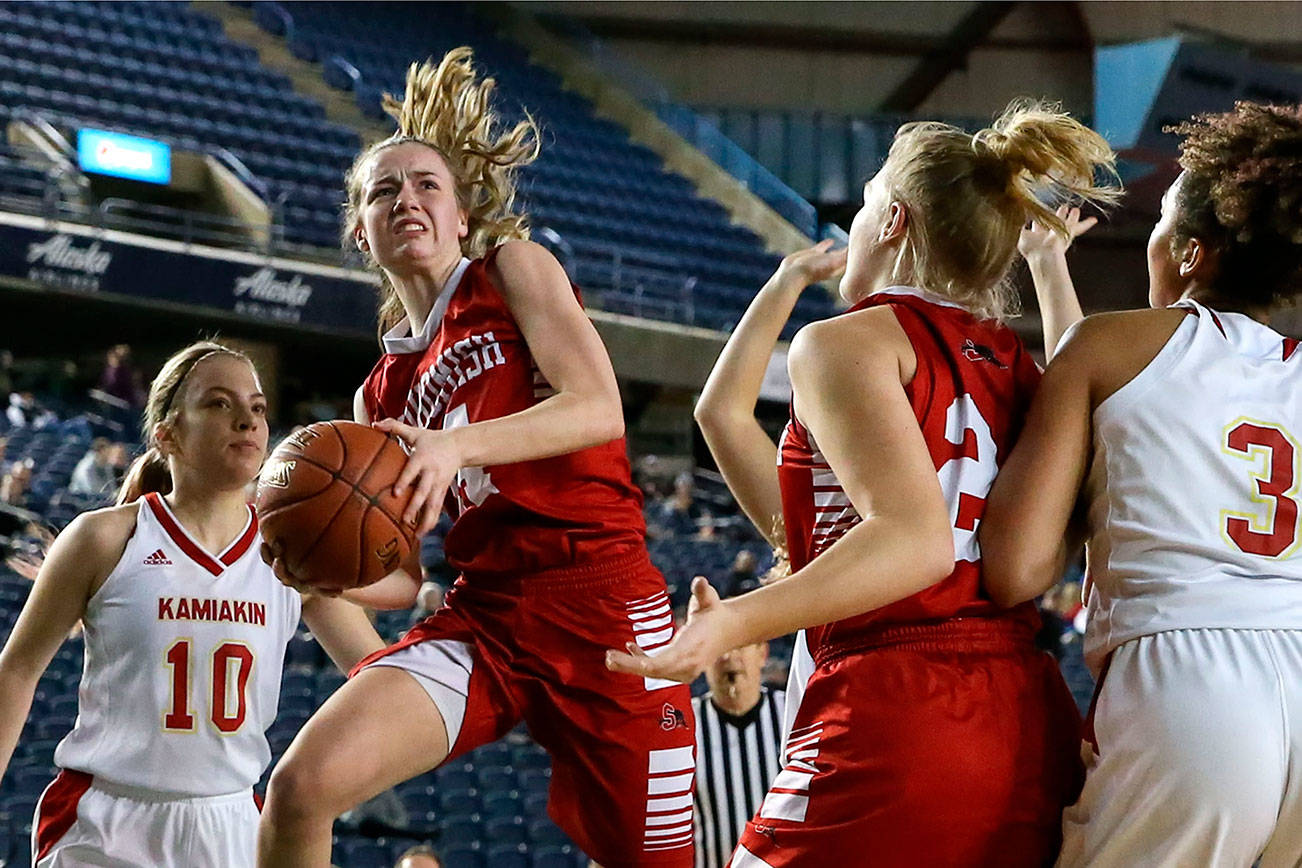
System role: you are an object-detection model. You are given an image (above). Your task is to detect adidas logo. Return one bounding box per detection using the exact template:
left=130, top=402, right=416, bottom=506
left=143, top=549, right=173, bottom=566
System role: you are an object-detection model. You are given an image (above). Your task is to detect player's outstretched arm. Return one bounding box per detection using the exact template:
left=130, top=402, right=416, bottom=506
left=373, top=240, right=626, bottom=533
left=1020, top=205, right=1096, bottom=359
left=695, top=240, right=847, bottom=548
left=300, top=595, right=387, bottom=673
left=609, top=310, right=955, bottom=682
left=981, top=321, right=1097, bottom=606
left=0, top=509, right=128, bottom=782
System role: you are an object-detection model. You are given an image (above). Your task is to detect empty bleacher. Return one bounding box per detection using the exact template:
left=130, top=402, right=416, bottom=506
left=0, top=0, right=838, bottom=337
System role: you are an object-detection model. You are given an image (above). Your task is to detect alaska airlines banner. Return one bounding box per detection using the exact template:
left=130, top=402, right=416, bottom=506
left=0, top=212, right=378, bottom=337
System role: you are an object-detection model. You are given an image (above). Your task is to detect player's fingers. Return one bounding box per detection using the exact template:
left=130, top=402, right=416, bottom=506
left=1071, top=215, right=1098, bottom=237
left=392, top=453, right=426, bottom=497
left=402, top=470, right=434, bottom=526
left=371, top=418, right=412, bottom=439
left=417, top=481, right=449, bottom=536
left=259, top=541, right=275, bottom=567
left=691, top=575, right=718, bottom=607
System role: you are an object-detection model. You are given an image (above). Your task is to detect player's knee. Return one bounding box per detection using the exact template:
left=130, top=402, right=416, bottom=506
left=264, top=752, right=348, bottom=824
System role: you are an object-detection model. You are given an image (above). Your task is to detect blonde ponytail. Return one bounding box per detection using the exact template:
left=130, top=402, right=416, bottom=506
left=884, top=100, right=1120, bottom=319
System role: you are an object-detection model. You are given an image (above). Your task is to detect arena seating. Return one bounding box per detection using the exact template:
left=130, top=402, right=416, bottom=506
left=256, top=0, right=836, bottom=335
left=0, top=0, right=837, bottom=338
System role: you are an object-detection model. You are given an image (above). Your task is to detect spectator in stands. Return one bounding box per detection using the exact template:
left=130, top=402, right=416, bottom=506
left=0, top=350, right=13, bottom=397
left=97, top=343, right=145, bottom=409
left=68, top=438, right=120, bottom=497
left=0, top=458, right=33, bottom=507
left=7, top=392, right=41, bottom=428
left=721, top=550, right=758, bottom=597
left=395, top=844, right=442, bottom=868
left=1035, top=584, right=1071, bottom=660
left=659, top=471, right=705, bottom=537
left=692, top=616, right=785, bottom=868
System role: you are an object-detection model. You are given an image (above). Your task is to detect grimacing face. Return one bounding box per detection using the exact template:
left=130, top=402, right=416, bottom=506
left=354, top=141, right=468, bottom=277
left=159, top=355, right=268, bottom=491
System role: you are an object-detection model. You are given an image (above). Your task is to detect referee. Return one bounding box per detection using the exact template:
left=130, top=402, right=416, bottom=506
left=691, top=629, right=787, bottom=868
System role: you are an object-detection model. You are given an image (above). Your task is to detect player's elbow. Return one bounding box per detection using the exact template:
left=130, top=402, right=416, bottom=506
left=915, top=520, right=956, bottom=588
left=980, top=544, right=1047, bottom=609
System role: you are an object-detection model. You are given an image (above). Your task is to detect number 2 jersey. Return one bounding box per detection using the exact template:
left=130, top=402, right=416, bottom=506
left=778, top=287, right=1042, bottom=656
left=361, top=250, right=646, bottom=576
left=1082, top=300, right=1302, bottom=672
left=54, top=493, right=300, bottom=796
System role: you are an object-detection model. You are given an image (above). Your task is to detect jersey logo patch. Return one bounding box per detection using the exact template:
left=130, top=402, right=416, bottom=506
left=960, top=339, right=1007, bottom=369
left=143, top=549, right=173, bottom=566
left=660, top=702, right=688, bottom=731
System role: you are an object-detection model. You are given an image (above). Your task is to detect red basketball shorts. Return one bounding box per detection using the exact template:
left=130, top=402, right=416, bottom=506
left=731, top=620, right=1083, bottom=867
left=354, top=547, right=695, bottom=867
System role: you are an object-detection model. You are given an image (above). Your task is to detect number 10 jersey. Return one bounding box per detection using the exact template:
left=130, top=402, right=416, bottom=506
left=777, top=286, right=1043, bottom=657
left=54, top=493, right=300, bottom=796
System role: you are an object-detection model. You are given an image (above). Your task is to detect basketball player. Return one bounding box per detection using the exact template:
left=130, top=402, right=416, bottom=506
left=257, top=49, right=695, bottom=867
left=983, top=102, right=1302, bottom=866
left=610, top=101, right=1118, bottom=865
left=0, top=341, right=384, bottom=866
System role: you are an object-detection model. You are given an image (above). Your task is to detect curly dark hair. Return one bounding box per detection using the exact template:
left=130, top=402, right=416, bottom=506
left=1166, top=102, right=1302, bottom=309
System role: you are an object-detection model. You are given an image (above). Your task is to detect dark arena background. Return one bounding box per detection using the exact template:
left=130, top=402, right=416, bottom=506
left=0, top=2, right=1300, bottom=866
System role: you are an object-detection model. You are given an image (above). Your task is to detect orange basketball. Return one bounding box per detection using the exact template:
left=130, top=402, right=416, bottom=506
left=255, top=421, right=417, bottom=592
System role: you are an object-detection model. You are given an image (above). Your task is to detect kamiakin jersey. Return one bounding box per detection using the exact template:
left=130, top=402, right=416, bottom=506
left=778, top=286, right=1042, bottom=656
left=1082, top=299, right=1302, bottom=671
left=54, top=493, right=300, bottom=796
left=361, top=249, right=646, bottom=576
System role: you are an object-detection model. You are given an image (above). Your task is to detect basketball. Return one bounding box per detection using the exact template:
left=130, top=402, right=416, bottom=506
left=255, top=421, right=417, bottom=592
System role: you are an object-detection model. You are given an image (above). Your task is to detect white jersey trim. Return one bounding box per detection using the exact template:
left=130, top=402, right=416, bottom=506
left=381, top=257, right=472, bottom=355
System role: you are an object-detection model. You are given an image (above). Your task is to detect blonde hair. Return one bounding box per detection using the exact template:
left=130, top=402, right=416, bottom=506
left=882, top=100, right=1120, bottom=319
left=342, top=46, right=541, bottom=337
left=116, top=341, right=252, bottom=505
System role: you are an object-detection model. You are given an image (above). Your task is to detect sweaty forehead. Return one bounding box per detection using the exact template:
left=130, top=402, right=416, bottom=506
left=365, top=142, right=450, bottom=184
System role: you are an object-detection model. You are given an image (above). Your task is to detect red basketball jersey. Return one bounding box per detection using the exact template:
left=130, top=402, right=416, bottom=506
left=362, top=249, right=645, bottom=576
left=778, top=287, right=1042, bottom=653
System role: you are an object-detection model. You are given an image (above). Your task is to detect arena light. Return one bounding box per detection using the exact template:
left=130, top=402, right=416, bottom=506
left=77, top=128, right=172, bottom=185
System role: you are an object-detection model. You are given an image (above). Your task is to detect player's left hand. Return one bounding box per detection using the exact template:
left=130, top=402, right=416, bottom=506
left=371, top=419, right=461, bottom=536
left=605, top=577, right=741, bottom=684
left=260, top=540, right=340, bottom=598
left=1018, top=204, right=1097, bottom=261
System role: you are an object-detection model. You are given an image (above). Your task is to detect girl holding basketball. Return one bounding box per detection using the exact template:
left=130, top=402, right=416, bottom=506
left=983, top=103, right=1302, bottom=866
left=609, top=102, right=1117, bottom=865
left=0, top=341, right=383, bottom=867
left=258, top=48, right=695, bottom=867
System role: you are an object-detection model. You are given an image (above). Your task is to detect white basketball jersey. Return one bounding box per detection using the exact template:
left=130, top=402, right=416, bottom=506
left=55, top=493, right=300, bottom=796
left=1083, top=300, right=1302, bottom=671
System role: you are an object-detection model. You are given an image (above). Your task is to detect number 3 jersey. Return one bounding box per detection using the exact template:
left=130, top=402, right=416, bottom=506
left=54, top=493, right=300, bottom=796
left=361, top=249, right=646, bottom=576
left=1083, top=300, right=1302, bottom=671
left=778, top=287, right=1042, bottom=655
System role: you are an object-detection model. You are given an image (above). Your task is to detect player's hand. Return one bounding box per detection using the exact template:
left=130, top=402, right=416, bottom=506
left=605, top=577, right=741, bottom=684
left=259, top=540, right=340, bottom=598
left=771, top=239, right=848, bottom=294
left=371, top=419, right=460, bottom=536
left=1018, top=205, right=1097, bottom=262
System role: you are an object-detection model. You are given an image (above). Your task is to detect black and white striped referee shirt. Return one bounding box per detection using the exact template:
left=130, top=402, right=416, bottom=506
left=691, top=686, right=787, bottom=868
